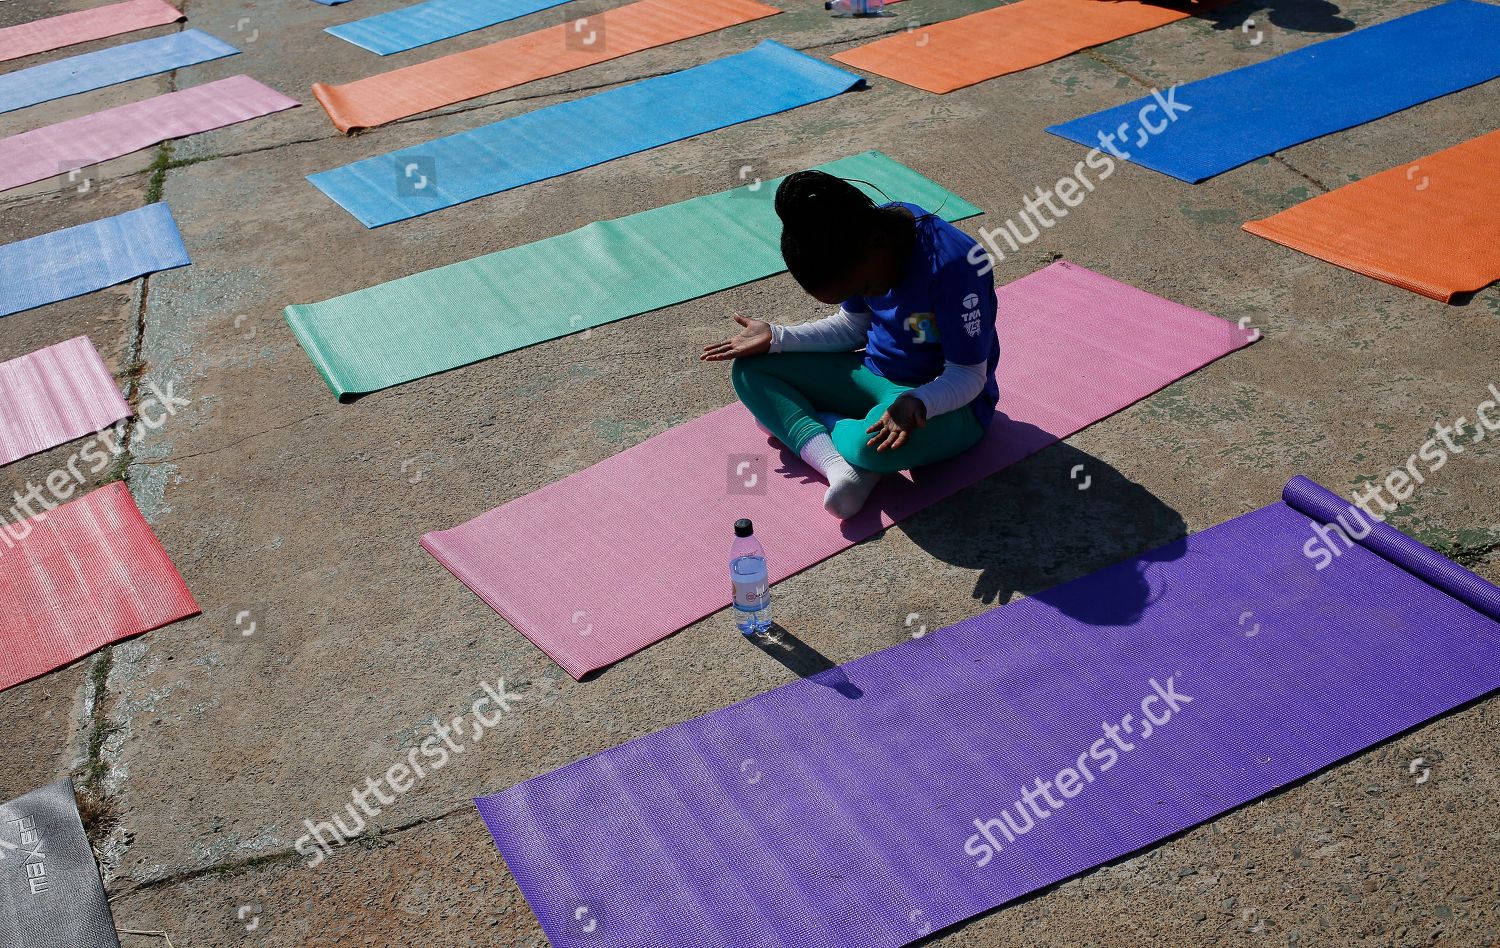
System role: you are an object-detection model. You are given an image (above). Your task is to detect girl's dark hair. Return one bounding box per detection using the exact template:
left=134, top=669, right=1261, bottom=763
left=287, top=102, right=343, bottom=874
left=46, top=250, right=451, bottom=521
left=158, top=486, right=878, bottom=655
left=776, top=170, right=892, bottom=294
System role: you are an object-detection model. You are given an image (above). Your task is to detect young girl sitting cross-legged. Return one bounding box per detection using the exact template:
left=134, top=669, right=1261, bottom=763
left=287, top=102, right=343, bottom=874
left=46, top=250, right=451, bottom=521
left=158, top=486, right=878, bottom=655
left=702, top=170, right=1000, bottom=518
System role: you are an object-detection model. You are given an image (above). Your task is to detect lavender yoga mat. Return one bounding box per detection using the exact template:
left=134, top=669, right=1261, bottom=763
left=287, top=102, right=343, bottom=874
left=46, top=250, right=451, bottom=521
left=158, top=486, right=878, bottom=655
left=423, top=261, right=1254, bottom=678
left=0, top=336, right=129, bottom=467
left=0, top=76, right=299, bottom=193
left=476, top=475, right=1500, bottom=946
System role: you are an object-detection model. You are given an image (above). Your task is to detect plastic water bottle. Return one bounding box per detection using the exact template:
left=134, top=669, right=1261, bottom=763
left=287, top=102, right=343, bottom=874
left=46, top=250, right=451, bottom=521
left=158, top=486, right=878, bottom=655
left=825, top=0, right=884, bottom=15
left=730, top=519, right=772, bottom=636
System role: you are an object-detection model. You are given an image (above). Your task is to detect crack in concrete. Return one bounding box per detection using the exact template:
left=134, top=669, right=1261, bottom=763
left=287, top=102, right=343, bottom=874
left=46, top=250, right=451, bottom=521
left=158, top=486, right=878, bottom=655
left=78, top=12, right=194, bottom=871
left=132, top=409, right=334, bottom=467
left=108, top=804, right=470, bottom=899
left=1266, top=155, right=1334, bottom=195
left=1077, top=49, right=1160, bottom=91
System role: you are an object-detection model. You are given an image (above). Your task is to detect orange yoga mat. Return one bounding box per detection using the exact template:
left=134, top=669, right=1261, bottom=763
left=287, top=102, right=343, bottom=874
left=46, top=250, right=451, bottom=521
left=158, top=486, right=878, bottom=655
left=1242, top=127, right=1500, bottom=301
left=833, top=0, right=1215, bottom=94
left=1244, top=130, right=1500, bottom=303
left=313, top=0, right=781, bottom=134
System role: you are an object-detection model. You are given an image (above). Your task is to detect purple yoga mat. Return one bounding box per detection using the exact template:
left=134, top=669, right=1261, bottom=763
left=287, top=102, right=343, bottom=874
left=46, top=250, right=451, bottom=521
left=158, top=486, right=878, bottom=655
left=0, top=336, right=129, bottom=467
left=476, top=475, right=1500, bottom=946
left=0, top=76, right=299, bottom=193
left=424, top=261, right=1254, bottom=678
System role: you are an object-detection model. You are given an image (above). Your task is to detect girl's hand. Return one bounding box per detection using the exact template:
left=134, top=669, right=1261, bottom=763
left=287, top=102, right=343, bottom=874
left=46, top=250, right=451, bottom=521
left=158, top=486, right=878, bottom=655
left=867, top=394, right=927, bottom=452
left=701, top=315, right=773, bottom=361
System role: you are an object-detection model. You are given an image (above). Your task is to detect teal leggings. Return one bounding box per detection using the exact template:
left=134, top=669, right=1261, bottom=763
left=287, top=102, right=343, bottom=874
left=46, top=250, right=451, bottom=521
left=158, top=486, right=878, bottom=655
left=731, top=352, right=985, bottom=474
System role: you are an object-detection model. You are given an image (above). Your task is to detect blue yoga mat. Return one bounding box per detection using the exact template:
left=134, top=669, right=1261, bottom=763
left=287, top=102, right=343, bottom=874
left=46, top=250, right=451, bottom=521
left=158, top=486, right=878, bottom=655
left=326, top=0, right=573, bottom=54
left=309, top=41, right=863, bottom=228
left=477, top=476, right=1500, bottom=945
left=0, top=30, right=239, bottom=115
left=0, top=204, right=190, bottom=318
left=1048, top=0, right=1500, bottom=183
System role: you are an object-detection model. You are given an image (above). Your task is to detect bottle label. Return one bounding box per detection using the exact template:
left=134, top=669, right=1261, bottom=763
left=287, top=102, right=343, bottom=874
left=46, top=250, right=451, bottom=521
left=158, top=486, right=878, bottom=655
left=732, top=578, right=768, bottom=610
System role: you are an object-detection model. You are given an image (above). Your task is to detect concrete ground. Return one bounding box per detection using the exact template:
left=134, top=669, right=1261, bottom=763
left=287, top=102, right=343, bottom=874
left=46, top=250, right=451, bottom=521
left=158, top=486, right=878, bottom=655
left=1, top=0, right=1497, bottom=944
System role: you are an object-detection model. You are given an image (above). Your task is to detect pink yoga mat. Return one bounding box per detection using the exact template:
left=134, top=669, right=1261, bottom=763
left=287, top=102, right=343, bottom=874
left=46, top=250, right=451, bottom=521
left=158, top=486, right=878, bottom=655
left=422, top=261, right=1254, bottom=678
left=0, top=76, right=299, bottom=193
left=0, top=0, right=184, bottom=64
left=0, top=336, right=130, bottom=467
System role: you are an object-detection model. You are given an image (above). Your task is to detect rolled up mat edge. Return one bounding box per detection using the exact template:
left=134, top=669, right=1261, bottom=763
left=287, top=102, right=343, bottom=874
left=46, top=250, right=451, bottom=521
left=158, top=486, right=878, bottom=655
left=309, top=82, right=355, bottom=135
left=283, top=303, right=355, bottom=401
left=1282, top=474, right=1500, bottom=621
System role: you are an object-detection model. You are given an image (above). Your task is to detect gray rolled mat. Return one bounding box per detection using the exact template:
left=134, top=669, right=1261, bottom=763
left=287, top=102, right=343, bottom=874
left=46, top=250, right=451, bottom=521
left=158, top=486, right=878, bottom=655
left=0, top=779, right=119, bottom=948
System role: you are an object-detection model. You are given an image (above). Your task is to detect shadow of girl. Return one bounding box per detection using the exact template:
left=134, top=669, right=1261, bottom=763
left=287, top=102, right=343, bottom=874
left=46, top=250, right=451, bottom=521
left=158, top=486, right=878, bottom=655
left=898, top=439, right=1188, bottom=626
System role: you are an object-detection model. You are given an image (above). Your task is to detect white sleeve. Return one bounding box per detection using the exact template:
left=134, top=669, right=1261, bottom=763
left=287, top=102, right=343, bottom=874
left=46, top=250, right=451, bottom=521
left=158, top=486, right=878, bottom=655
left=769, top=307, right=871, bottom=353
left=909, top=361, right=988, bottom=418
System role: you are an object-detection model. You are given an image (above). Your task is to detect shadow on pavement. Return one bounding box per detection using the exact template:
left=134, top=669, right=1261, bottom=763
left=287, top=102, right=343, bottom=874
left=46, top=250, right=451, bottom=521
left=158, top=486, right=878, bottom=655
left=748, top=623, right=865, bottom=698
left=902, top=439, right=1189, bottom=626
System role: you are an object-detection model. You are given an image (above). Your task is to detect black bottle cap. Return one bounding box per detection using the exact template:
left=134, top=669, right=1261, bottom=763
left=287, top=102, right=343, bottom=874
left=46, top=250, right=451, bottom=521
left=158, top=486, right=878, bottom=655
left=734, top=518, right=753, bottom=538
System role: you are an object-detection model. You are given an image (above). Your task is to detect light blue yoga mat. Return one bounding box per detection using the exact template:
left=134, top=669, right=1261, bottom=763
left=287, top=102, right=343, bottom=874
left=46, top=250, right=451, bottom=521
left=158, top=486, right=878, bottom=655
left=308, top=41, right=864, bottom=228
left=326, top=0, right=573, bottom=54
left=0, top=30, right=239, bottom=116
left=1048, top=0, right=1500, bottom=183
left=0, top=204, right=190, bottom=318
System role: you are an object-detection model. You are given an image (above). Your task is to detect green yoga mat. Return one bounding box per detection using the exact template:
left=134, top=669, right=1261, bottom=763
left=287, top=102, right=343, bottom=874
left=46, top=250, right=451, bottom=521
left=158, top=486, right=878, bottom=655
left=284, top=151, right=981, bottom=400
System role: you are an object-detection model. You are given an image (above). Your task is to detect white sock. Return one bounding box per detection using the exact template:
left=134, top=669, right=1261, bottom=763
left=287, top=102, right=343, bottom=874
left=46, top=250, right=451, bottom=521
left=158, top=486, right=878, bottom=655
left=798, top=433, right=881, bottom=518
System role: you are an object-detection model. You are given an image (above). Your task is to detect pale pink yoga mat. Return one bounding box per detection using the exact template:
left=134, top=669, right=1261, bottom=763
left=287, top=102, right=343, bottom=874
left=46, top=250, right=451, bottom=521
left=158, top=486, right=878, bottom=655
left=422, top=261, right=1254, bottom=678
left=0, top=336, right=130, bottom=467
left=0, top=0, right=183, bottom=64
left=0, top=76, right=299, bottom=193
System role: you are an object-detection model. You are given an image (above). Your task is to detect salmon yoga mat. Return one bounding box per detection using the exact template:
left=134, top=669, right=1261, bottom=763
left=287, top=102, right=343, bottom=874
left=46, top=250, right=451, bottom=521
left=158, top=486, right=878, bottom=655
left=0, top=76, right=299, bottom=193
left=313, top=0, right=781, bottom=133
left=833, top=0, right=1216, bottom=94
left=0, top=482, right=198, bottom=693
left=422, top=261, right=1255, bottom=679
left=0, top=0, right=184, bottom=65
left=1243, top=129, right=1500, bottom=302
left=0, top=336, right=130, bottom=468
left=286, top=152, right=976, bottom=399
left=476, top=476, right=1500, bottom=947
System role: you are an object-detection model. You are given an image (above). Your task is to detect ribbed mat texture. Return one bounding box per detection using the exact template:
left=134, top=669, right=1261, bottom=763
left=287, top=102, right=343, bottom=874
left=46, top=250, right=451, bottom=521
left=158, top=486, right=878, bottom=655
left=0, top=336, right=130, bottom=467
left=0, top=204, right=190, bottom=318
left=423, top=261, right=1253, bottom=678
left=286, top=152, right=977, bottom=398
left=1244, top=128, right=1500, bottom=301
left=0, top=482, right=199, bottom=693
left=313, top=0, right=780, bottom=132
left=307, top=41, right=862, bottom=227
left=1048, top=1, right=1500, bottom=182
left=476, top=475, right=1500, bottom=946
